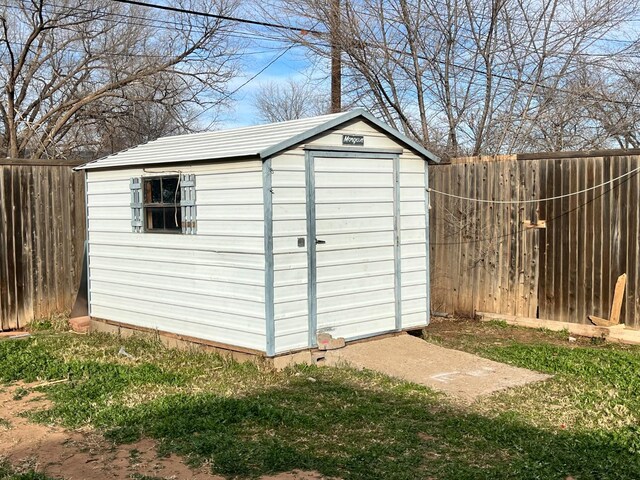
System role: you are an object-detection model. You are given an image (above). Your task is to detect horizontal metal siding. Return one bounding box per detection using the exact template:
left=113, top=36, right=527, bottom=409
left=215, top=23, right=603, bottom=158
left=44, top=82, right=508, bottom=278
left=86, top=162, right=266, bottom=352
left=271, top=119, right=430, bottom=353
left=400, top=156, right=429, bottom=328
left=314, top=154, right=396, bottom=339
left=89, top=245, right=263, bottom=270
left=271, top=152, right=309, bottom=352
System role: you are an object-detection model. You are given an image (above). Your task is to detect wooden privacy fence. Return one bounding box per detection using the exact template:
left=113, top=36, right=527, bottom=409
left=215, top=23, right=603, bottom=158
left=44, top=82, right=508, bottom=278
left=429, top=150, right=640, bottom=328
left=0, top=159, right=85, bottom=330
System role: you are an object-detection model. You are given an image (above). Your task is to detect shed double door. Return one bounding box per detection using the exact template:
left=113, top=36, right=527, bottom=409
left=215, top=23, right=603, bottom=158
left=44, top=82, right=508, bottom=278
left=308, top=151, right=399, bottom=345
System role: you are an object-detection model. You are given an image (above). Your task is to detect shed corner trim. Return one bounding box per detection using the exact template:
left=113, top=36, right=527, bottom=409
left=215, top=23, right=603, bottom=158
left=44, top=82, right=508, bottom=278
left=262, top=157, right=276, bottom=357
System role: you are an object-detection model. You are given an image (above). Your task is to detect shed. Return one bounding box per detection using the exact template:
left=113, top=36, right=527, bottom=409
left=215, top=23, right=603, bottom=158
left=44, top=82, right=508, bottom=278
left=77, top=109, right=439, bottom=358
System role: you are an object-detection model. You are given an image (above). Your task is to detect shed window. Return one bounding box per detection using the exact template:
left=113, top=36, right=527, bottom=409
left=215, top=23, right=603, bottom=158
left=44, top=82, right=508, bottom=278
left=143, top=176, right=181, bottom=232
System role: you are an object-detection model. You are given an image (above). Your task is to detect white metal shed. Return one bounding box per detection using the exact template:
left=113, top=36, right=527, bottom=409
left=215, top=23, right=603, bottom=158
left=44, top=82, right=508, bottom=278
left=77, top=109, right=439, bottom=357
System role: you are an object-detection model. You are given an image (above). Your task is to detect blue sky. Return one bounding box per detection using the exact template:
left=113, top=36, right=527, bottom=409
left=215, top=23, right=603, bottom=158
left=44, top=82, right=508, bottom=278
left=215, top=40, right=325, bottom=129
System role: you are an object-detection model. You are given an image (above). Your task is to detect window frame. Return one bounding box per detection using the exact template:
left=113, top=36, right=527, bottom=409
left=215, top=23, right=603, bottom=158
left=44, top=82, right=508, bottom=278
left=142, top=175, right=183, bottom=234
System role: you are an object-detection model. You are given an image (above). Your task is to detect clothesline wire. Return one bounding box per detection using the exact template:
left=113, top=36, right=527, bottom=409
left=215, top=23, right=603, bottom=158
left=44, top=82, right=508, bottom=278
left=427, top=164, right=640, bottom=204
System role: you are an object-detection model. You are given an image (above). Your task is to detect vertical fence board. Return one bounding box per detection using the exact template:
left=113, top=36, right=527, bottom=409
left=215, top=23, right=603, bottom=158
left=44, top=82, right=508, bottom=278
left=524, top=160, right=539, bottom=317
left=576, top=159, right=587, bottom=324
left=592, top=159, right=604, bottom=319
left=610, top=157, right=620, bottom=323
left=484, top=161, right=497, bottom=314
left=499, top=162, right=510, bottom=314
left=533, top=161, right=542, bottom=317
left=3, top=168, right=17, bottom=329
left=469, top=163, right=481, bottom=313
left=560, top=159, right=570, bottom=321
left=627, top=157, right=639, bottom=327
left=34, top=167, right=46, bottom=318
left=42, top=168, right=53, bottom=317
left=0, top=161, right=85, bottom=330
left=53, top=167, right=63, bottom=311
left=0, top=167, right=9, bottom=326
left=602, top=158, right=613, bottom=322
left=455, top=165, right=466, bottom=312
left=430, top=153, right=640, bottom=328
left=17, top=167, right=33, bottom=328
left=582, top=158, right=595, bottom=323
left=25, top=167, right=37, bottom=324
left=627, top=163, right=640, bottom=328
left=551, top=160, right=563, bottom=320
left=540, top=161, right=551, bottom=318
left=547, top=159, right=558, bottom=319
left=477, top=162, right=489, bottom=313
left=568, top=160, right=578, bottom=322
left=618, top=156, right=627, bottom=324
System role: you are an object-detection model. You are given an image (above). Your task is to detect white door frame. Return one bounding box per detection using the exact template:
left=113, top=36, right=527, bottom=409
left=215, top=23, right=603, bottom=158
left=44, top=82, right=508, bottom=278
left=304, top=147, right=402, bottom=347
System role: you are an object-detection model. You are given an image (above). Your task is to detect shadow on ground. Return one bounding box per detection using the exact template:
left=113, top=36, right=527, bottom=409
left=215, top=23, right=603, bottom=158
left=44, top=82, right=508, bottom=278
left=39, top=375, right=639, bottom=480
left=3, top=332, right=640, bottom=479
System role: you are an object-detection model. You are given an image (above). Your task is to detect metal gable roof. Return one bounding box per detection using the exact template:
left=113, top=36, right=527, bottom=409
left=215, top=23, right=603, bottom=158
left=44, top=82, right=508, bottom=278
left=76, top=109, right=440, bottom=170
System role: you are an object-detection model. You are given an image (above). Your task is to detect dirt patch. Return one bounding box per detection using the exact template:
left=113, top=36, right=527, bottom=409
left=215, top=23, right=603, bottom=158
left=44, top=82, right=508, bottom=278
left=324, top=334, right=550, bottom=402
left=424, top=316, right=602, bottom=351
left=0, top=384, right=334, bottom=480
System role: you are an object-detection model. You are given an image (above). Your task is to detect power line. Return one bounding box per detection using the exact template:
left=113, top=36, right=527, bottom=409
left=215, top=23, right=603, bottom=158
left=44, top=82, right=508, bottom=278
left=0, top=2, right=296, bottom=47
left=110, top=0, right=320, bottom=34
left=9, top=0, right=633, bottom=64
left=349, top=1, right=640, bottom=52
left=0, top=1, right=308, bottom=122
left=375, top=45, right=640, bottom=107
left=7, top=0, right=637, bottom=80
left=187, top=44, right=297, bottom=129
left=102, top=0, right=640, bottom=108
left=4, top=0, right=640, bottom=109
left=7, top=0, right=636, bottom=63
left=0, top=38, right=286, bottom=60
left=355, top=48, right=640, bottom=108
left=412, top=0, right=640, bottom=46
left=0, top=1, right=307, bottom=66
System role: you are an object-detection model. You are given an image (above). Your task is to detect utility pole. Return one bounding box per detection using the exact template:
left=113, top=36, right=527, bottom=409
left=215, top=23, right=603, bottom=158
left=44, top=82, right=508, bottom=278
left=330, top=0, right=341, bottom=113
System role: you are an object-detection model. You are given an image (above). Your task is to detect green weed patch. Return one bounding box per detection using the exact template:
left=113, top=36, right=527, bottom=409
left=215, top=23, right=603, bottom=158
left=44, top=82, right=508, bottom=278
left=1, top=325, right=640, bottom=479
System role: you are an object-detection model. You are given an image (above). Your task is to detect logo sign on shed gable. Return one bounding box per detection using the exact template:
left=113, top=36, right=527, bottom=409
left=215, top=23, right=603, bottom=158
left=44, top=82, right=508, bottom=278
left=342, top=134, right=365, bottom=146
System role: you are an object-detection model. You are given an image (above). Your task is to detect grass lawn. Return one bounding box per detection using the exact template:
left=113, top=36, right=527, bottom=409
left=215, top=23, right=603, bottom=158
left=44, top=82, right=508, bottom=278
left=1, top=317, right=640, bottom=479
left=0, top=458, right=52, bottom=480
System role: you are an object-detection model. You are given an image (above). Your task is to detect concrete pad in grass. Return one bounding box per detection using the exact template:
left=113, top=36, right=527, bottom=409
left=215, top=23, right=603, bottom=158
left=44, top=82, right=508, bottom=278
left=324, top=334, right=551, bottom=402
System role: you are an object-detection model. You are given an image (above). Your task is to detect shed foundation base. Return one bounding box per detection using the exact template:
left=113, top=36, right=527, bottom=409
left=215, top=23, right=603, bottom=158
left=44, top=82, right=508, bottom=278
left=89, top=318, right=265, bottom=365
left=89, top=317, right=417, bottom=369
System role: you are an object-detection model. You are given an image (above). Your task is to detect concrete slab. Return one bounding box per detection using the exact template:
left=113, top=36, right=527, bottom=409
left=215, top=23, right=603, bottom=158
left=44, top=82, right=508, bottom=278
left=0, top=330, right=30, bottom=340
left=324, top=334, right=551, bottom=402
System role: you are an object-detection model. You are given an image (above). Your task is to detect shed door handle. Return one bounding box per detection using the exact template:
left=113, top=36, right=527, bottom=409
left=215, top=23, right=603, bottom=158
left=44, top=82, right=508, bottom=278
left=315, top=239, right=326, bottom=245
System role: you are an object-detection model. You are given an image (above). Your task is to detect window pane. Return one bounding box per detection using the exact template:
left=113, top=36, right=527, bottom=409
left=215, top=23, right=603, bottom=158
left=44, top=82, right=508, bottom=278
left=144, top=180, right=152, bottom=203
left=162, top=177, right=180, bottom=204
left=144, top=178, right=162, bottom=203
left=146, top=207, right=165, bottom=230
left=164, top=206, right=181, bottom=230
left=142, top=175, right=183, bottom=233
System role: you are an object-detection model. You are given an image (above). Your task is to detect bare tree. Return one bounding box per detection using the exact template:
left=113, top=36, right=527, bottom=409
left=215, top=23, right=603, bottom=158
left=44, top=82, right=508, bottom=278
left=253, top=78, right=329, bottom=122
left=587, top=71, right=640, bottom=149
left=266, top=0, right=640, bottom=156
left=0, top=0, right=240, bottom=159
left=70, top=76, right=200, bottom=156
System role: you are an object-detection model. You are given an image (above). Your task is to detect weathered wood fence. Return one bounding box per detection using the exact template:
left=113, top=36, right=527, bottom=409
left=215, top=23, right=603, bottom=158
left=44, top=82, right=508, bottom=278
left=429, top=150, right=640, bottom=328
left=4, top=152, right=640, bottom=330
left=0, top=159, right=85, bottom=330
